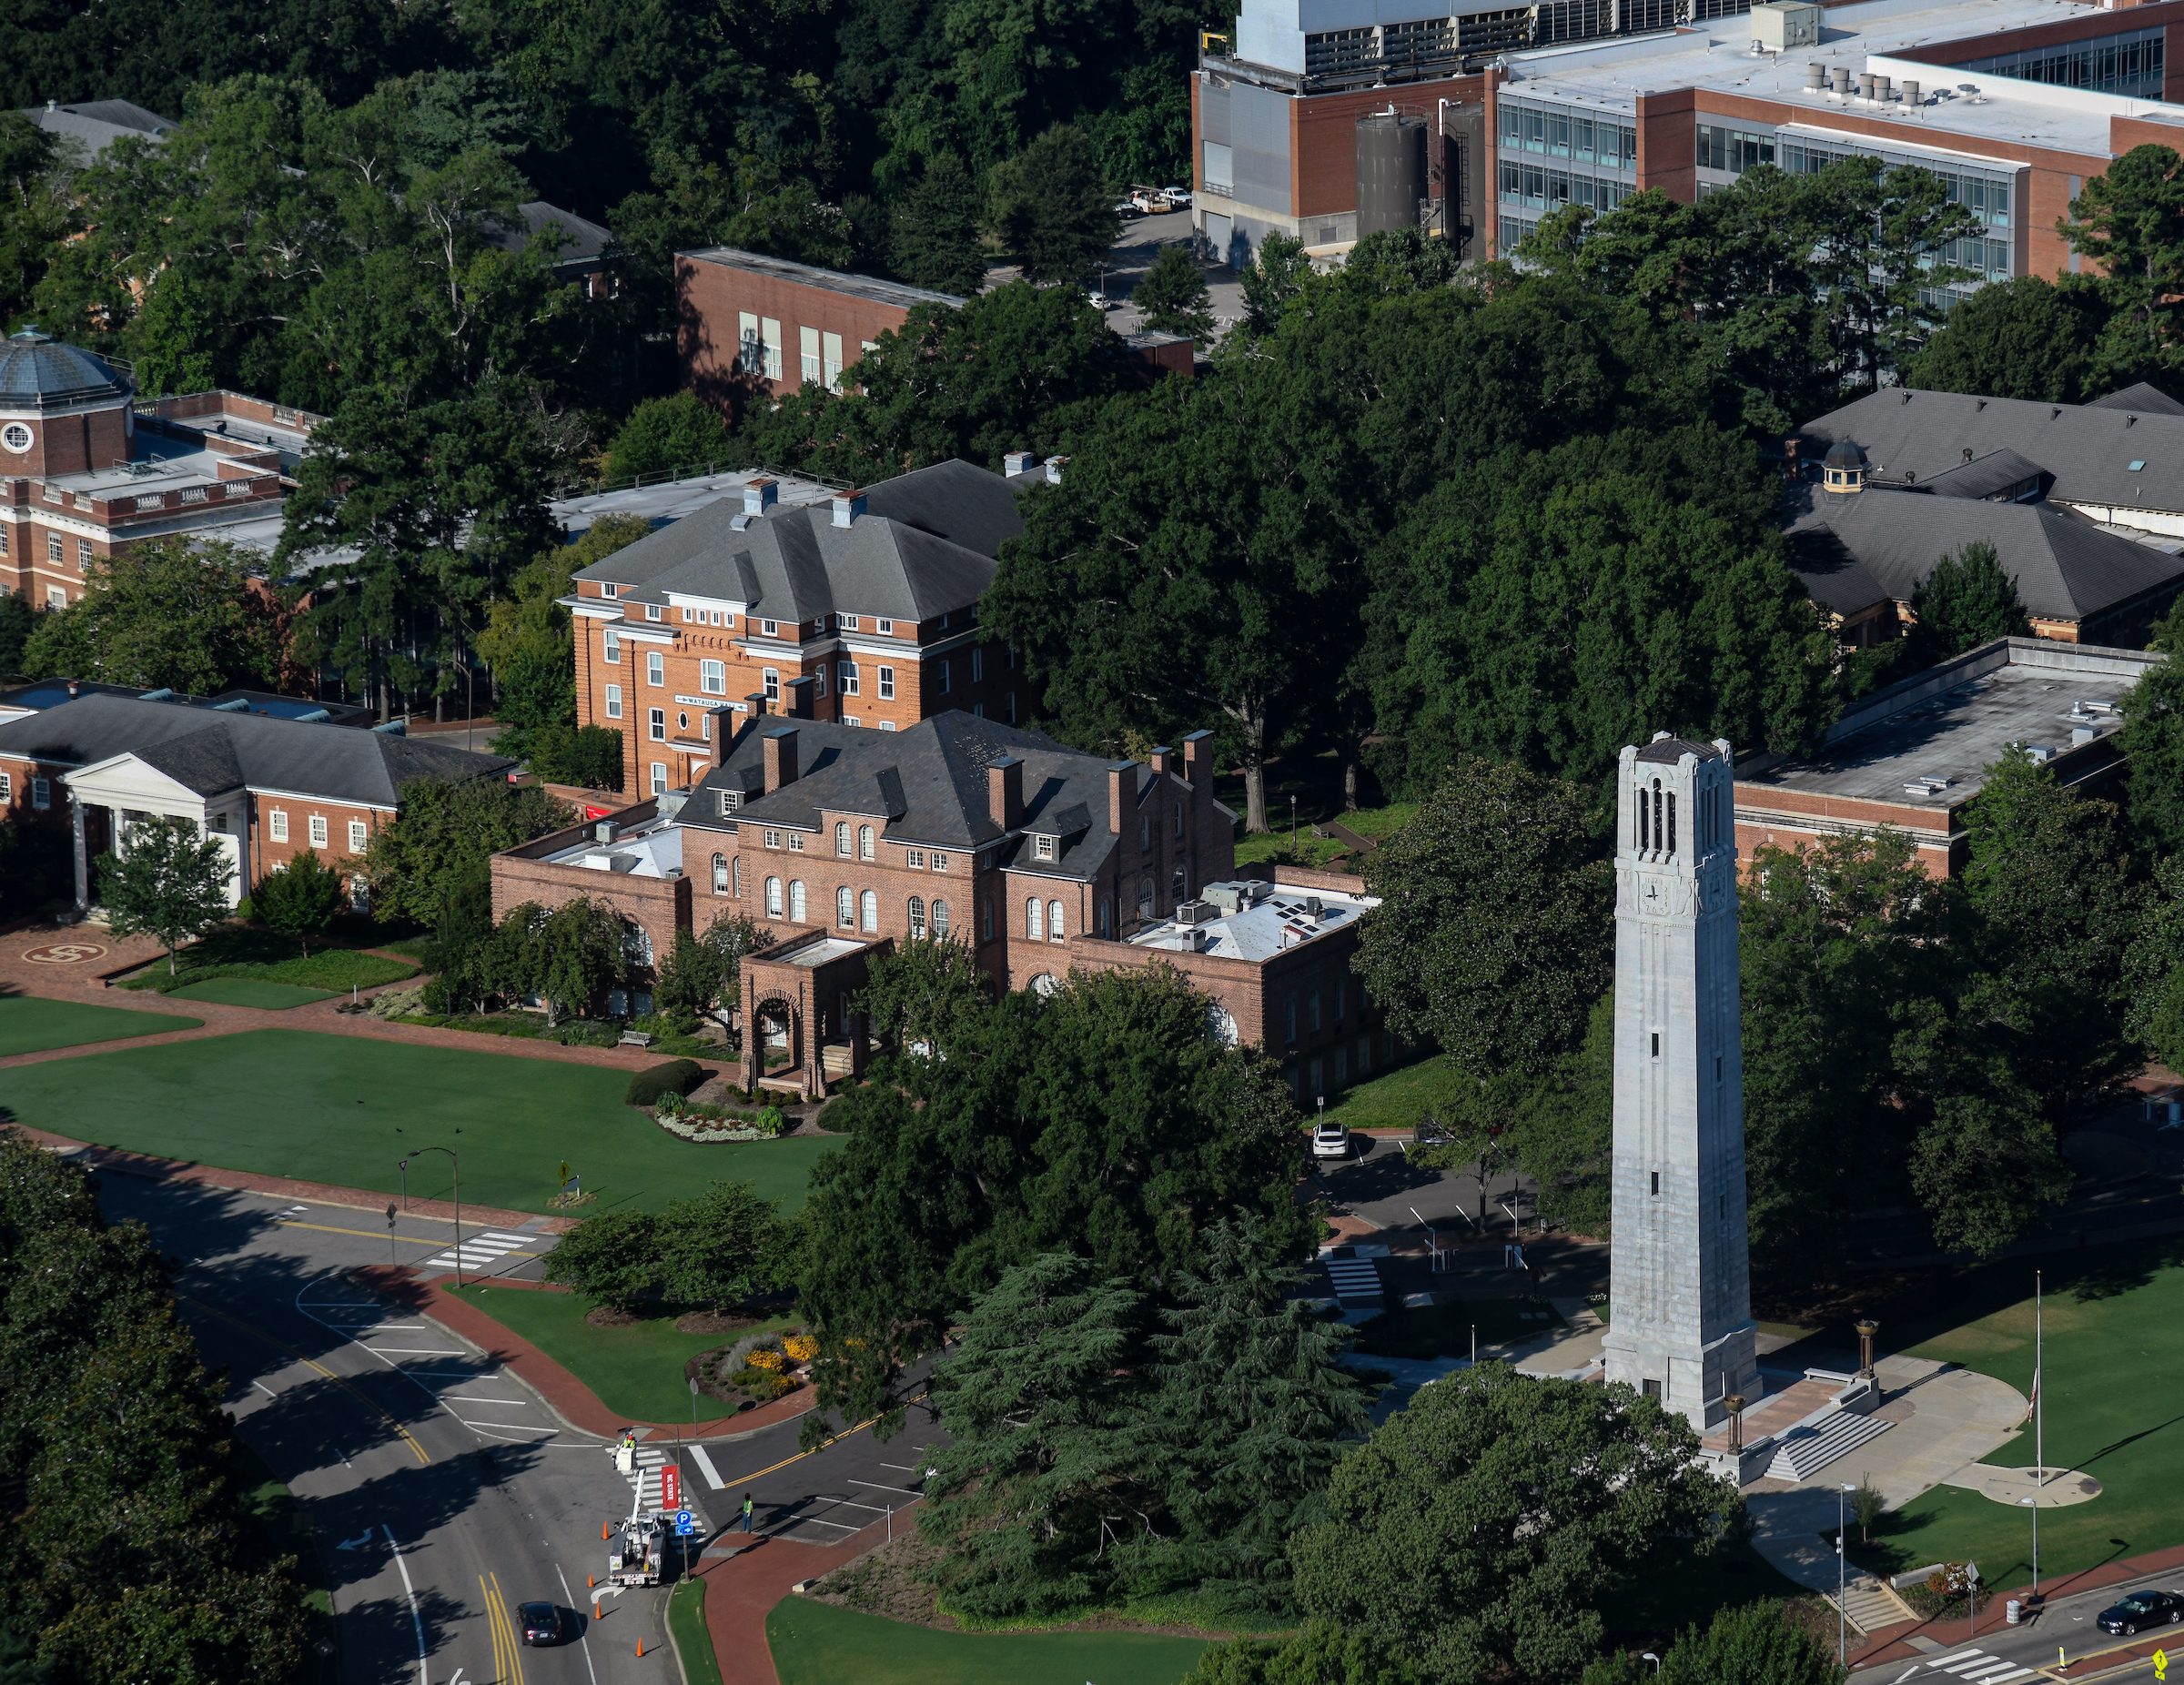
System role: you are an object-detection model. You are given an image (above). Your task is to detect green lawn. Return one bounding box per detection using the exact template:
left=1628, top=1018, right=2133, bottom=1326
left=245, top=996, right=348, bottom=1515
left=0, top=1028, right=834, bottom=1216
left=669, top=1578, right=723, bottom=1684
left=767, top=1601, right=1209, bottom=1685
left=1848, top=1235, right=2184, bottom=1589
left=1232, top=800, right=1418, bottom=872
left=166, top=977, right=339, bottom=1009
left=1319, top=1054, right=1447, bottom=1134
left=0, top=994, right=201, bottom=1055
left=443, top=1283, right=797, bottom=1424
left=115, top=925, right=417, bottom=997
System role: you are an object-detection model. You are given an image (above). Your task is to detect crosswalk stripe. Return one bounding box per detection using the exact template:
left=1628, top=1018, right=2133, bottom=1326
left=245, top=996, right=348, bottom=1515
left=1928, top=1657, right=1995, bottom=1675
left=691, top=1447, right=725, bottom=1488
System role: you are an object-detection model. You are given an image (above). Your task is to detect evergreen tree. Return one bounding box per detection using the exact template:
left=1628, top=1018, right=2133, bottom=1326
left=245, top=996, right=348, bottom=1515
left=2066, top=145, right=2184, bottom=379
left=2120, top=601, right=2184, bottom=858
left=986, top=124, right=1119, bottom=288
left=0, top=589, right=34, bottom=677
left=657, top=1181, right=793, bottom=1315
left=1905, top=275, right=2111, bottom=404
left=1131, top=243, right=1215, bottom=340
left=251, top=848, right=345, bottom=956
left=1907, top=540, right=2032, bottom=662
left=889, top=152, right=991, bottom=297
left=96, top=816, right=235, bottom=975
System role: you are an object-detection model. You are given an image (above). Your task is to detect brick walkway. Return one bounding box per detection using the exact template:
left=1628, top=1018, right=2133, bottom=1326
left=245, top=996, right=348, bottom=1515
left=693, top=1506, right=923, bottom=1685
left=351, top=1266, right=816, bottom=1443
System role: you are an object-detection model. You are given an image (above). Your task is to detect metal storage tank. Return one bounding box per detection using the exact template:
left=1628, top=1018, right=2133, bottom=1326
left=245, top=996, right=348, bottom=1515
left=1355, top=112, right=1427, bottom=238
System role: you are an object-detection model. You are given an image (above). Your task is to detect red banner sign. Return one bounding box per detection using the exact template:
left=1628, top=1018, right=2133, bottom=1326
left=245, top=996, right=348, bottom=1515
left=660, top=1465, right=679, bottom=1510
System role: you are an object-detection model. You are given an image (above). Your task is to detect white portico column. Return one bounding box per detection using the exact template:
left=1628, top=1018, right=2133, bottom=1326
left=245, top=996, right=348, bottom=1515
left=70, top=792, right=87, bottom=911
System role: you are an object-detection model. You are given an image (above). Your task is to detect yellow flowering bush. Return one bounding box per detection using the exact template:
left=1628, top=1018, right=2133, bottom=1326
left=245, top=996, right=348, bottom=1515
left=745, top=1348, right=785, bottom=1371
left=784, top=1334, right=818, bottom=1363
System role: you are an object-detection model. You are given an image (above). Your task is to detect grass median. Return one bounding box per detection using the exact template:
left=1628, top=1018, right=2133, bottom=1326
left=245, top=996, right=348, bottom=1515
left=442, top=1283, right=797, bottom=1424
left=766, top=1601, right=1210, bottom=1685
left=0, top=994, right=202, bottom=1056
left=0, top=1027, right=834, bottom=1215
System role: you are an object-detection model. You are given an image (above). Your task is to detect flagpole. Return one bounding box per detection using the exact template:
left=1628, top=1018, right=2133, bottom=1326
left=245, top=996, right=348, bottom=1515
left=2035, top=1269, right=2044, bottom=1488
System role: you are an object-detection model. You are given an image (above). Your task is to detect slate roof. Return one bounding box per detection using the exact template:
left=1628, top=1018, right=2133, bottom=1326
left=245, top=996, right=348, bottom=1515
left=683, top=710, right=1158, bottom=881
left=24, top=99, right=175, bottom=159
left=0, top=694, right=515, bottom=806
left=1783, top=483, right=2184, bottom=627
left=2088, top=381, right=2184, bottom=418
left=1923, top=447, right=2047, bottom=501
left=574, top=459, right=1024, bottom=625
left=1633, top=735, right=1723, bottom=763
left=1799, top=388, right=2184, bottom=518
left=491, top=202, right=612, bottom=264
left=0, top=329, right=131, bottom=409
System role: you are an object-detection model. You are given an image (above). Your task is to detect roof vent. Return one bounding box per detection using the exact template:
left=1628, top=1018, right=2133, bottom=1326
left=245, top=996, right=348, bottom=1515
left=731, top=512, right=753, bottom=530
left=1902, top=774, right=1952, bottom=797
left=2052, top=407, right=2061, bottom=419
left=2128, top=414, right=2138, bottom=427
left=832, top=489, right=867, bottom=527
left=743, top=478, right=778, bottom=517
left=2024, top=743, right=2055, bottom=764
left=1004, top=450, right=1035, bottom=475
left=295, top=707, right=330, bottom=722
left=1044, top=455, right=1067, bottom=485
left=1962, top=448, right=1974, bottom=462
left=2073, top=725, right=2098, bottom=746
left=1899, top=390, right=1912, bottom=404
left=137, top=687, right=174, bottom=701
left=1976, top=399, right=1986, bottom=410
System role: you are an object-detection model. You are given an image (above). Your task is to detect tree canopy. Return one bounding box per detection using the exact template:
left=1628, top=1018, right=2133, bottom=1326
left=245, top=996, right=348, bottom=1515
left=22, top=540, right=290, bottom=696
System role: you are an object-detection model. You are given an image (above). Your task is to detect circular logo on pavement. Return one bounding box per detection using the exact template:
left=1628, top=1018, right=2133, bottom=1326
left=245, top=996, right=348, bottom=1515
left=22, top=943, right=106, bottom=964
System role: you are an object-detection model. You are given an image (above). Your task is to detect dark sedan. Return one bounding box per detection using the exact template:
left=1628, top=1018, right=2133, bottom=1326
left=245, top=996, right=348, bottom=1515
left=2097, top=1589, right=2184, bottom=1635
left=520, top=1602, right=562, bottom=1646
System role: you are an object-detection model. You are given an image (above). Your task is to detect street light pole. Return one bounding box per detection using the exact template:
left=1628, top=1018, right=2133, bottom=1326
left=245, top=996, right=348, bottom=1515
left=1838, top=1483, right=1852, bottom=1664
left=408, top=1145, right=462, bottom=1286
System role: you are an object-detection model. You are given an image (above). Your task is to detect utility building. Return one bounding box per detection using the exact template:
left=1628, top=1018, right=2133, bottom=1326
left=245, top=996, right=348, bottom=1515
left=1602, top=732, right=1759, bottom=1435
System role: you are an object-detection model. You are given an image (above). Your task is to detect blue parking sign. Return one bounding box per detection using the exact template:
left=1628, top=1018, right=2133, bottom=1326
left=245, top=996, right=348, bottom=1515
left=674, top=1509, right=694, bottom=1536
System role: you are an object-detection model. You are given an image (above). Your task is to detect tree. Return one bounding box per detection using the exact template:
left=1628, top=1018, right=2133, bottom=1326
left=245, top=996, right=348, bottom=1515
left=480, top=514, right=652, bottom=767
left=1849, top=1473, right=1886, bottom=1546
left=1352, top=758, right=1612, bottom=1080
left=986, top=124, right=1118, bottom=287
left=984, top=346, right=1357, bottom=832
left=1131, top=1216, right=1373, bottom=1605
left=518, top=895, right=631, bottom=1024
left=0, top=111, right=73, bottom=332
left=657, top=1181, right=793, bottom=1314
left=0, top=589, right=33, bottom=677
left=1907, top=540, right=2032, bottom=662
left=359, top=776, right=570, bottom=931
left=96, top=816, right=235, bottom=975
left=1239, top=231, right=1310, bottom=333
left=2125, top=854, right=2184, bottom=1069
left=602, top=392, right=732, bottom=479
left=1184, top=1621, right=1421, bottom=1685
left=540, top=1206, right=662, bottom=1312
left=1290, top=1364, right=1734, bottom=1683
left=251, top=848, right=345, bottom=956
left=2066, top=146, right=2184, bottom=378
left=919, top=1253, right=1149, bottom=1619
left=2120, top=603, right=2184, bottom=858
left=656, top=908, right=766, bottom=1030
left=1132, top=243, right=1215, bottom=340
left=1652, top=1600, right=1846, bottom=1685
left=889, top=152, right=991, bottom=297
left=19, top=539, right=289, bottom=695
left=525, top=722, right=627, bottom=790
left=854, top=933, right=996, bottom=1059
left=1904, top=275, right=2112, bottom=404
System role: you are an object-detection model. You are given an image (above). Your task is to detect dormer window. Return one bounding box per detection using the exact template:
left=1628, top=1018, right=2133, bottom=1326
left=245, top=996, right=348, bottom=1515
left=602, top=582, right=619, bottom=599
left=876, top=619, right=893, bottom=635
left=1036, top=835, right=1056, bottom=860
left=840, top=613, right=860, bottom=631
left=645, top=603, right=662, bottom=621
left=762, top=619, right=779, bottom=636
left=719, top=790, right=741, bottom=816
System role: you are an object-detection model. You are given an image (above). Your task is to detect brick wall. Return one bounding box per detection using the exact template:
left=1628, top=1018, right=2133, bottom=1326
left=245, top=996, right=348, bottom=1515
left=679, top=257, right=938, bottom=409
left=0, top=402, right=130, bottom=479
left=248, top=794, right=388, bottom=888
left=491, top=806, right=696, bottom=979
left=1291, top=76, right=1484, bottom=221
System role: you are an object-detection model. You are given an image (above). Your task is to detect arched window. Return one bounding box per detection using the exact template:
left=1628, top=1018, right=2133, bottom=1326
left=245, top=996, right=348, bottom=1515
left=1097, top=900, right=1110, bottom=938
left=1634, top=785, right=1645, bottom=851
left=858, top=824, right=875, bottom=861
left=908, top=896, right=926, bottom=939
left=713, top=853, right=728, bottom=893
left=1026, top=898, right=1045, bottom=941
left=931, top=899, right=949, bottom=937
left=1047, top=900, right=1064, bottom=942
left=765, top=876, right=784, bottom=918
left=1667, top=791, right=1677, bottom=855
left=733, top=856, right=743, bottom=898
left=790, top=880, right=807, bottom=923
left=860, top=889, right=878, bottom=932
left=835, top=821, right=851, bottom=856
left=837, top=885, right=854, bottom=928
left=1651, top=778, right=1663, bottom=852
left=1138, top=876, right=1156, bottom=921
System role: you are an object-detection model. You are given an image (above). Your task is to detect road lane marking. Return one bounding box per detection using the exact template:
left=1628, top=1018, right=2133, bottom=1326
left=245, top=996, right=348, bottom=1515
left=459, top=1420, right=555, bottom=1432
left=850, top=1478, right=923, bottom=1495
left=441, top=1396, right=528, bottom=1406
left=554, top=1563, right=601, bottom=1685
left=690, top=1446, right=725, bottom=1488
left=486, top=1571, right=527, bottom=1685
left=713, top=1390, right=931, bottom=1488
left=177, top=1295, right=430, bottom=1464
left=368, top=1347, right=470, bottom=1356
left=252, top=1379, right=278, bottom=1399
left=386, top=1526, right=429, bottom=1685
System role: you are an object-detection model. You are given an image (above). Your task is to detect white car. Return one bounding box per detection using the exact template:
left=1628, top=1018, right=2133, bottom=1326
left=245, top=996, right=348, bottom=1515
left=1312, top=1118, right=1350, bottom=1160
left=1162, top=187, right=1193, bottom=207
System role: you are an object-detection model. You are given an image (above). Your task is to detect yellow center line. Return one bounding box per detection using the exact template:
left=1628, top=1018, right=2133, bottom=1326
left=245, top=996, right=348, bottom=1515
left=484, top=1571, right=526, bottom=1685
left=275, top=1216, right=537, bottom=1257
left=177, top=1294, right=432, bottom=1464
left=715, top=1390, right=931, bottom=1489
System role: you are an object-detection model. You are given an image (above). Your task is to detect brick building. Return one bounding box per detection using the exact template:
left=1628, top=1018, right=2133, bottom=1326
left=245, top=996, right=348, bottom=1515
left=490, top=793, right=694, bottom=1007
left=1, top=332, right=318, bottom=609
left=0, top=692, right=511, bottom=911
left=679, top=247, right=964, bottom=408
left=565, top=460, right=1032, bottom=795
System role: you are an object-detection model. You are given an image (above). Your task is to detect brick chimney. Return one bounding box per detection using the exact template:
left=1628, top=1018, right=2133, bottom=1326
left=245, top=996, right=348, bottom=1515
left=1182, top=731, right=1215, bottom=810
left=990, top=755, right=1024, bottom=832
left=1108, top=760, right=1138, bottom=842
left=1149, top=744, right=1174, bottom=779
left=745, top=690, right=768, bottom=719
left=763, top=726, right=799, bottom=794
left=786, top=674, right=815, bottom=720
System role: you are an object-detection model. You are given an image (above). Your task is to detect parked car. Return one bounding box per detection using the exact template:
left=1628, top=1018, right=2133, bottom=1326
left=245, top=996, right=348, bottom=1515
left=1114, top=198, right=1143, bottom=219
left=1312, top=1118, right=1351, bottom=1160
left=520, top=1602, right=562, bottom=1646
left=1162, top=187, right=1193, bottom=206
left=1413, top=1113, right=1453, bottom=1149
left=2097, top=1589, right=2184, bottom=1635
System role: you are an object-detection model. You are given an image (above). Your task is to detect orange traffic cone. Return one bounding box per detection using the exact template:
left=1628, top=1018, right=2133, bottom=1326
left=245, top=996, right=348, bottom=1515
left=637, top=1640, right=645, bottom=1658
left=602, top=1521, right=611, bottom=1539
left=588, top=1574, right=595, bottom=1589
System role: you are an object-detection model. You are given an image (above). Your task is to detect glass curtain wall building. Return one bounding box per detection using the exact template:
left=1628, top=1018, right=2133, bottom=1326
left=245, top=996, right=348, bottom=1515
left=1954, top=24, right=2164, bottom=100
left=1495, top=95, right=1639, bottom=250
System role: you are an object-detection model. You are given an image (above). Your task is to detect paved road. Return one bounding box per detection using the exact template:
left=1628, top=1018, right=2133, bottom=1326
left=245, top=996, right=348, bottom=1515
left=92, top=1168, right=947, bottom=1685
left=1851, top=1569, right=2184, bottom=1683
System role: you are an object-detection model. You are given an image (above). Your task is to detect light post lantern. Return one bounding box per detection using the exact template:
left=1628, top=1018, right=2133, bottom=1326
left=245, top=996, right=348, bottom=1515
left=1855, top=1318, right=1878, bottom=1379
left=1724, top=1394, right=1747, bottom=1456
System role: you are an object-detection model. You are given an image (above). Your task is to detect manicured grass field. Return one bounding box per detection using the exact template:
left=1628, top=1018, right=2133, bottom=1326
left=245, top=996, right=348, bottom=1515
left=443, top=1284, right=797, bottom=1424
left=668, top=1578, right=723, bottom=1684
left=766, top=1601, right=1210, bottom=1685
left=0, top=994, right=200, bottom=1055
left=0, top=1028, right=834, bottom=1216
left=166, top=977, right=339, bottom=1009
left=1318, top=1054, right=1447, bottom=1135
left=114, top=925, right=417, bottom=997
left=1855, top=1236, right=2184, bottom=1588
left=1232, top=800, right=1417, bottom=872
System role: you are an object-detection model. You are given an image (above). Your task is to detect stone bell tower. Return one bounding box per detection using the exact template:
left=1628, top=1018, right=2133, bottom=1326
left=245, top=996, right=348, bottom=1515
left=1599, top=731, right=1759, bottom=1433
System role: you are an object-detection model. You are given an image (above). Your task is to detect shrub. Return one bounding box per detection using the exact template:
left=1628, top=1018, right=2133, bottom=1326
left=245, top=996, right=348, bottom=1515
left=784, top=1333, right=819, bottom=1363
left=745, top=1348, right=785, bottom=1371
left=755, top=1105, right=785, bottom=1138
left=627, top=1059, right=705, bottom=1108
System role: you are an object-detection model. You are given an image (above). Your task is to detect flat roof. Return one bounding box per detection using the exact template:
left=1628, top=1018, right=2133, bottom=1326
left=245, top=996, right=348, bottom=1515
left=1130, top=878, right=1378, bottom=964
left=679, top=247, right=966, bottom=312
left=1736, top=639, right=2159, bottom=807
left=1500, top=0, right=2180, bottom=160
left=541, top=812, right=683, bottom=878
left=550, top=468, right=839, bottom=537
left=783, top=935, right=864, bottom=967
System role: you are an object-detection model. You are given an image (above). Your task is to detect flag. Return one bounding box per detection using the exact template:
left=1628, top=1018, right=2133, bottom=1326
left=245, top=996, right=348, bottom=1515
left=2026, top=1362, right=2038, bottom=1422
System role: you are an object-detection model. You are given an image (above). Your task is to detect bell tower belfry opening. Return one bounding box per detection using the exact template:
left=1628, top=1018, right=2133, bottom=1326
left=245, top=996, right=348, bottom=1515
left=1600, top=731, right=1759, bottom=1432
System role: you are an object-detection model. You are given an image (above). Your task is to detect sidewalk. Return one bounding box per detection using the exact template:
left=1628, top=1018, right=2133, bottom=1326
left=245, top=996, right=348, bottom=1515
left=693, top=1504, right=924, bottom=1685
left=351, top=1266, right=816, bottom=1444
